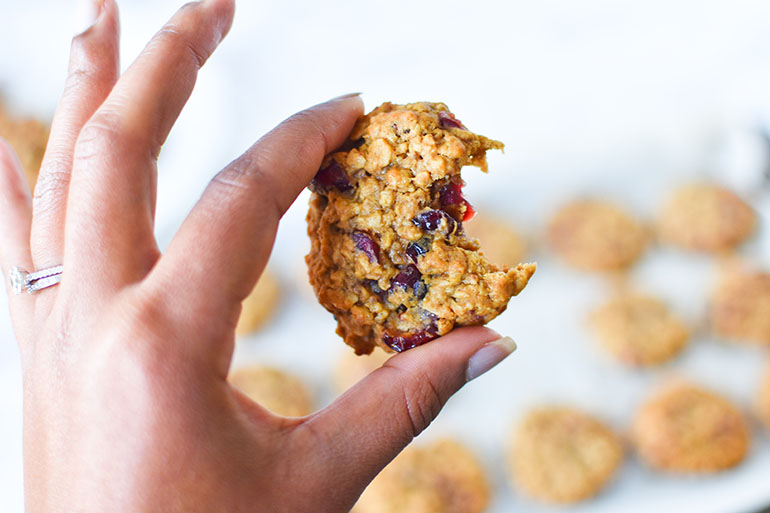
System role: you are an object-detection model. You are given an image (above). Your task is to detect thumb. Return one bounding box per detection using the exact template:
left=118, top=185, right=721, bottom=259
left=297, top=326, right=516, bottom=509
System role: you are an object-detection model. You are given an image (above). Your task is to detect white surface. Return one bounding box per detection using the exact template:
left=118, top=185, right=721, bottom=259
left=1, top=1, right=770, bottom=512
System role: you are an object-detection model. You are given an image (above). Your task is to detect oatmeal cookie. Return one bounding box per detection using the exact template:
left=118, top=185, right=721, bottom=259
left=333, top=347, right=391, bottom=392
left=228, top=366, right=313, bottom=417
left=0, top=101, right=49, bottom=189
left=354, top=438, right=490, bottom=513
left=711, top=268, right=770, bottom=345
left=757, top=363, right=770, bottom=431
left=589, top=294, right=689, bottom=366
left=632, top=382, right=749, bottom=473
left=547, top=199, right=647, bottom=271
left=463, top=212, right=527, bottom=269
left=507, top=407, right=623, bottom=503
left=657, top=183, right=756, bottom=252
left=235, top=270, right=281, bottom=336
left=306, top=102, right=535, bottom=354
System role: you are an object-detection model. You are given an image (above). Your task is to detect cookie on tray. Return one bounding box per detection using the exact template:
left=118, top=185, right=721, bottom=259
left=711, top=268, right=770, bottom=345
left=306, top=102, right=536, bottom=354
left=506, top=406, right=623, bottom=504
left=589, top=294, right=689, bottom=367
left=354, top=438, right=491, bottom=513
left=632, top=382, right=749, bottom=473
left=0, top=100, right=49, bottom=189
left=463, top=212, right=527, bottom=269
left=333, top=347, right=391, bottom=392
left=547, top=199, right=647, bottom=271
left=756, top=363, right=770, bottom=431
left=228, top=365, right=313, bottom=417
left=657, top=183, right=756, bottom=252
left=235, top=270, right=281, bottom=336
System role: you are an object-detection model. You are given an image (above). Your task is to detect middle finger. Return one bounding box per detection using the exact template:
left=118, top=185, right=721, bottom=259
left=63, top=0, right=235, bottom=290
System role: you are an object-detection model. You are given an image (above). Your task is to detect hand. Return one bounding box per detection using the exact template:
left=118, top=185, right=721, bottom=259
left=0, top=1, right=516, bottom=511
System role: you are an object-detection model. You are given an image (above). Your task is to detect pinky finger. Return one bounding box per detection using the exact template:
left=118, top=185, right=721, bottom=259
left=0, top=139, right=34, bottom=345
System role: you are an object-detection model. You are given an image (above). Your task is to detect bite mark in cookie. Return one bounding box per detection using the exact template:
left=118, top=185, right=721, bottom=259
left=306, top=102, right=535, bottom=354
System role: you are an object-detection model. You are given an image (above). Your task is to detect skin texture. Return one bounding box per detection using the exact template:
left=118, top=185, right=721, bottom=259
left=0, top=1, right=516, bottom=512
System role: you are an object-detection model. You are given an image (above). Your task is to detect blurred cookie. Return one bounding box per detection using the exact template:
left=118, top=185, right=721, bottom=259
left=0, top=100, right=49, bottom=189
left=589, top=294, right=689, bottom=366
left=464, top=212, right=526, bottom=269
left=507, top=407, right=623, bottom=503
left=228, top=365, right=313, bottom=417
left=757, top=363, right=770, bottom=431
left=235, top=271, right=281, bottom=336
left=657, top=183, right=755, bottom=252
left=632, top=382, right=749, bottom=473
left=354, top=438, right=491, bottom=513
left=711, top=268, right=770, bottom=345
left=547, top=199, right=647, bottom=271
left=333, top=347, right=391, bottom=392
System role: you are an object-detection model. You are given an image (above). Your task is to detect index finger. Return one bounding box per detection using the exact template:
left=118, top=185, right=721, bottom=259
left=148, top=95, right=363, bottom=356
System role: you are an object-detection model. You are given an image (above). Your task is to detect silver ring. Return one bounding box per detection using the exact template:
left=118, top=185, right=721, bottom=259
left=9, top=265, right=63, bottom=295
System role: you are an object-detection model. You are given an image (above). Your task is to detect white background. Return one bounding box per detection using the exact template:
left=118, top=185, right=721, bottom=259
left=1, top=1, right=770, bottom=512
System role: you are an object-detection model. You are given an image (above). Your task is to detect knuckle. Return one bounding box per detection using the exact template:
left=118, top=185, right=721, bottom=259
left=154, top=26, right=209, bottom=70
left=388, top=365, right=444, bottom=438
left=32, top=165, right=69, bottom=213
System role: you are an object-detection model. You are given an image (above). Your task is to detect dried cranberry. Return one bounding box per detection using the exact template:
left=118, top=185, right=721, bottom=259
left=309, top=161, right=353, bottom=194
left=437, top=182, right=475, bottom=222
left=412, top=209, right=457, bottom=235
left=405, top=240, right=429, bottom=263
left=352, top=231, right=379, bottom=263
left=438, top=111, right=466, bottom=130
left=382, top=324, right=439, bottom=352
left=391, top=264, right=422, bottom=291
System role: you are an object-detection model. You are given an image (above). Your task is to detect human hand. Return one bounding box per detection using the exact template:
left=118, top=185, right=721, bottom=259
left=0, top=1, right=516, bottom=511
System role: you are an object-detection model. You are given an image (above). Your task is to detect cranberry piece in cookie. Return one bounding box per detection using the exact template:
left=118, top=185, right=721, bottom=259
left=309, top=160, right=353, bottom=193
left=352, top=231, right=379, bottom=263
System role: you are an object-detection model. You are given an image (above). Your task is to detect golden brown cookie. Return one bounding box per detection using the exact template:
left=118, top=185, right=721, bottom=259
left=589, top=294, right=689, bottom=366
left=354, top=438, right=491, bottom=513
left=463, top=212, right=527, bottom=269
left=547, top=199, right=647, bottom=271
left=632, top=382, right=749, bottom=473
left=306, top=102, right=535, bottom=354
left=333, top=347, right=391, bottom=392
left=657, top=183, right=756, bottom=252
left=711, top=269, right=770, bottom=345
left=507, top=407, right=623, bottom=504
left=228, top=366, right=313, bottom=417
left=235, top=271, right=281, bottom=336
left=0, top=100, right=48, bottom=189
left=756, top=363, right=770, bottom=431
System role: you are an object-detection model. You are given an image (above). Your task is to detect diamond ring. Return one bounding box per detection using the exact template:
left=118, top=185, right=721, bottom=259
left=9, top=265, right=63, bottom=295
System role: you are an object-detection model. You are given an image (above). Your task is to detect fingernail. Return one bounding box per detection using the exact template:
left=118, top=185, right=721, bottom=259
left=466, top=336, right=517, bottom=382
left=74, top=0, right=105, bottom=36
left=332, top=92, right=363, bottom=101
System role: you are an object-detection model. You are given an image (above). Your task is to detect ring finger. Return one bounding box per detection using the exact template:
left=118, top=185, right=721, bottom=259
left=29, top=0, right=120, bottom=283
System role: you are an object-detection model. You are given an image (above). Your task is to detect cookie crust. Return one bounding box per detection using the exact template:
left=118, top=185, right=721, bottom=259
left=354, top=439, right=491, bottom=513
left=711, top=269, right=770, bottom=345
left=235, top=271, right=281, bottom=336
left=306, top=102, right=535, bottom=354
left=228, top=366, right=313, bottom=417
left=547, top=199, right=647, bottom=271
left=632, top=382, right=749, bottom=473
left=507, top=407, right=623, bottom=504
left=590, top=294, right=689, bottom=366
left=658, top=183, right=755, bottom=252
